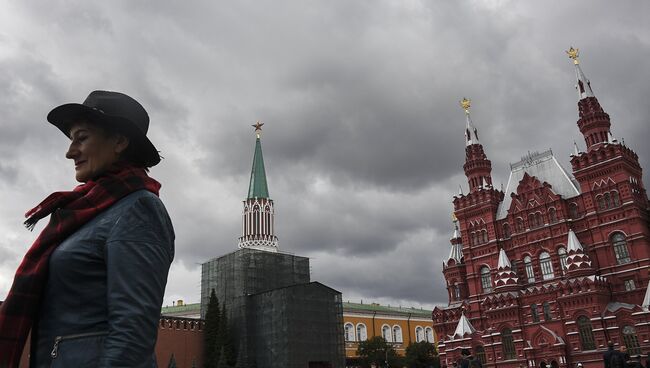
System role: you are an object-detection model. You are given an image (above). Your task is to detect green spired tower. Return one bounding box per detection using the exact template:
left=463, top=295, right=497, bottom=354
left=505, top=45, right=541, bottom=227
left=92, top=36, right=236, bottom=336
left=238, top=121, right=279, bottom=252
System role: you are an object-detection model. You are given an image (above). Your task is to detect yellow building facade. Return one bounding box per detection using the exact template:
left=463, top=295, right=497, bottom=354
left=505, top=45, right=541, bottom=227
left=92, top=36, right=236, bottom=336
left=342, top=301, right=436, bottom=362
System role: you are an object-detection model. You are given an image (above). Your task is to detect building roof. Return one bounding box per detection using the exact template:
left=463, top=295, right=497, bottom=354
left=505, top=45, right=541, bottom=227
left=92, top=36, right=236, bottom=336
left=161, top=300, right=433, bottom=319
left=343, top=301, right=432, bottom=318
left=496, top=150, right=580, bottom=219
left=247, top=136, right=269, bottom=199
left=161, top=302, right=201, bottom=318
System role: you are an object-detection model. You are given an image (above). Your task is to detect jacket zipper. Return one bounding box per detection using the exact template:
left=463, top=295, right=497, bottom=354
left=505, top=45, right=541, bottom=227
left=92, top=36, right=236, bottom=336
left=50, top=331, right=108, bottom=359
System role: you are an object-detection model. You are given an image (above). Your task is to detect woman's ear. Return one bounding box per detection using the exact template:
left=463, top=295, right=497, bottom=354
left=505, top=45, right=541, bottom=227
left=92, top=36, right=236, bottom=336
left=114, top=134, right=130, bottom=155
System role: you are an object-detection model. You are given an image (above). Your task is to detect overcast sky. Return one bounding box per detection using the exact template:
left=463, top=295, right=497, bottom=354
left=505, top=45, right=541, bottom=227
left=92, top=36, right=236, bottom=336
left=0, top=1, right=649, bottom=309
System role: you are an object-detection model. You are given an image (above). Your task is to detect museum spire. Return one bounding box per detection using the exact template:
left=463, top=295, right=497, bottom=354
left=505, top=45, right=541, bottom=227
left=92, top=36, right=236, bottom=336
left=566, top=47, right=613, bottom=152
left=460, top=98, right=493, bottom=193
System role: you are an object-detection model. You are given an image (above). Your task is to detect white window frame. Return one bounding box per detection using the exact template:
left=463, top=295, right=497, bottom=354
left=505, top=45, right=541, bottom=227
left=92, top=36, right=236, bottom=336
left=415, top=326, right=424, bottom=342
left=344, top=323, right=355, bottom=342
left=539, top=252, right=554, bottom=280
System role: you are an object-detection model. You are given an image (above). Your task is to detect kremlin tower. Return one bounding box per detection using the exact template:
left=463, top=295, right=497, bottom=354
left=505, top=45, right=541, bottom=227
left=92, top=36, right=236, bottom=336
left=433, top=49, right=650, bottom=368
left=238, top=122, right=279, bottom=252
left=200, top=123, right=344, bottom=368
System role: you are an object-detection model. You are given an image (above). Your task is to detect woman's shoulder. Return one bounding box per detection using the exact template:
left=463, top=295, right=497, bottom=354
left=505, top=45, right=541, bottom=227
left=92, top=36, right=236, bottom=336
left=108, top=190, right=174, bottom=242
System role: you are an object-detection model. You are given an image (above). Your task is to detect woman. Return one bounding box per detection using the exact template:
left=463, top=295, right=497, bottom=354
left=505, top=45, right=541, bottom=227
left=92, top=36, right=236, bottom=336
left=0, top=91, right=175, bottom=367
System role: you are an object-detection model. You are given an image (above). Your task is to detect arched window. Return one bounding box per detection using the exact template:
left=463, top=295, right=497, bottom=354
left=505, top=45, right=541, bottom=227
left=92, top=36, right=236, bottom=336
left=539, top=252, right=554, bottom=280
left=344, top=323, right=355, bottom=342
left=516, top=218, right=524, bottom=232
left=569, top=203, right=579, bottom=219
left=471, top=232, right=477, bottom=245
left=475, top=346, right=487, bottom=364
left=482, top=230, right=488, bottom=244
left=612, top=191, right=620, bottom=207
left=425, top=327, right=434, bottom=343
left=503, top=223, right=511, bottom=238
left=480, top=266, right=492, bottom=293
left=531, top=304, right=540, bottom=322
left=548, top=208, right=558, bottom=223
left=392, top=325, right=403, bottom=343
left=382, top=325, right=392, bottom=342
left=558, top=247, right=568, bottom=273
left=622, top=326, right=641, bottom=355
left=597, top=195, right=606, bottom=210
left=543, top=302, right=552, bottom=321
left=356, top=323, right=367, bottom=341
left=524, top=256, right=535, bottom=283
left=501, top=328, right=516, bottom=360
left=253, top=205, right=260, bottom=234
left=612, top=232, right=631, bottom=264
left=415, top=326, right=424, bottom=342
left=453, top=284, right=461, bottom=300
left=577, top=316, right=596, bottom=350
left=604, top=192, right=612, bottom=209
left=529, top=212, right=543, bottom=228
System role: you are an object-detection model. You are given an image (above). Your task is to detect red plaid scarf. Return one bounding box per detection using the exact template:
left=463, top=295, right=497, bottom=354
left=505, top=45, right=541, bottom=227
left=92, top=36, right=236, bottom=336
left=0, top=163, right=161, bottom=367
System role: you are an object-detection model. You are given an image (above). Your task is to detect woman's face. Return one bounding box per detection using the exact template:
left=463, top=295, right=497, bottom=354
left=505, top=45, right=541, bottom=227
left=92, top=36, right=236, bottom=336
left=65, top=121, right=129, bottom=182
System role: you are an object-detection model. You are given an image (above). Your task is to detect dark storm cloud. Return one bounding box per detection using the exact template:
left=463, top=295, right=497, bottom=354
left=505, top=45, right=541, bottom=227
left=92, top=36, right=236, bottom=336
left=0, top=0, right=649, bottom=307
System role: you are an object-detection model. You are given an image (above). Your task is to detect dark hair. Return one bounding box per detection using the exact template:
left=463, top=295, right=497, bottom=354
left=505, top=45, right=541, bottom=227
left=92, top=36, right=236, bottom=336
left=82, top=117, right=157, bottom=168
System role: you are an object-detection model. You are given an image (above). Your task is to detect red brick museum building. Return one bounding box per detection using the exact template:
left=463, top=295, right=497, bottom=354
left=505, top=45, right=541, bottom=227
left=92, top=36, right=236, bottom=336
left=434, top=49, right=650, bottom=368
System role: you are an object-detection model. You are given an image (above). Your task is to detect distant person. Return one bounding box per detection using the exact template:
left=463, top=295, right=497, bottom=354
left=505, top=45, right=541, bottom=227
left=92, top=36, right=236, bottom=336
left=0, top=90, right=175, bottom=367
left=459, top=348, right=482, bottom=368
left=604, top=341, right=617, bottom=368
left=611, top=346, right=627, bottom=368
left=622, top=346, right=631, bottom=367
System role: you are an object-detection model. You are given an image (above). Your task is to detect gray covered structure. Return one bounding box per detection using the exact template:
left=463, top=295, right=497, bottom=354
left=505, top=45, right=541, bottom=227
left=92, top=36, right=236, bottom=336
left=201, top=248, right=344, bottom=368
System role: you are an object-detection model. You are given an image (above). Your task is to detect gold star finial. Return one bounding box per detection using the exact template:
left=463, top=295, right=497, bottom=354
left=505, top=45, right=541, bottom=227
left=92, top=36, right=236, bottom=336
left=452, top=213, right=457, bottom=222
left=252, top=121, right=264, bottom=138
left=460, top=97, right=471, bottom=114
left=566, top=47, right=580, bottom=65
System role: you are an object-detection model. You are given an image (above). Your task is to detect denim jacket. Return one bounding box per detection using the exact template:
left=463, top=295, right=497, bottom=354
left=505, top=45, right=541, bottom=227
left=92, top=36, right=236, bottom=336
left=30, top=190, right=175, bottom=367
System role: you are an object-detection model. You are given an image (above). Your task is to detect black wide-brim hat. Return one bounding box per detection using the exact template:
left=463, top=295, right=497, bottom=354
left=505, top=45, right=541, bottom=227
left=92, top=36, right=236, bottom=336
left=47, top=90, right=161, bottom=167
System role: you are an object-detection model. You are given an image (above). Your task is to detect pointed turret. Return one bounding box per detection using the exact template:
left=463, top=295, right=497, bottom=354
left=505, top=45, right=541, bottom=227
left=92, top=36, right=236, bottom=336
left=565, top=229, right=594, bottom=276
left=566, top=47, right=612, bottom=152
left=642, top=278, right=650, bottom=311
left=464, top=101, right=480, bottom=146
left=567, top=47, right=595, bottom=100
left=238, top=122, right=279, bottom=252
left=495, top=248, right=519, bottom=289
left=453, top=312, right=476, bottom=339
left=498, top=248, right=511, bottom=269
left=572, top=141, right=580, bottom=157
left=460, top=98, right=493, bottom=193
left=247, top=122, right=270, bottom=199
left=445, top=217, right=463, bottom=267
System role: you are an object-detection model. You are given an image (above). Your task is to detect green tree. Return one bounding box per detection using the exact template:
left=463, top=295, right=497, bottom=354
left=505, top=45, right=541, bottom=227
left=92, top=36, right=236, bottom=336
left=404, top=341, right=438, bottom=368
left=204, top=289, right=222, bottom=368
left=217, top=304, right=237, bottom=366
left=356, top=336, right=402, bottom=367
